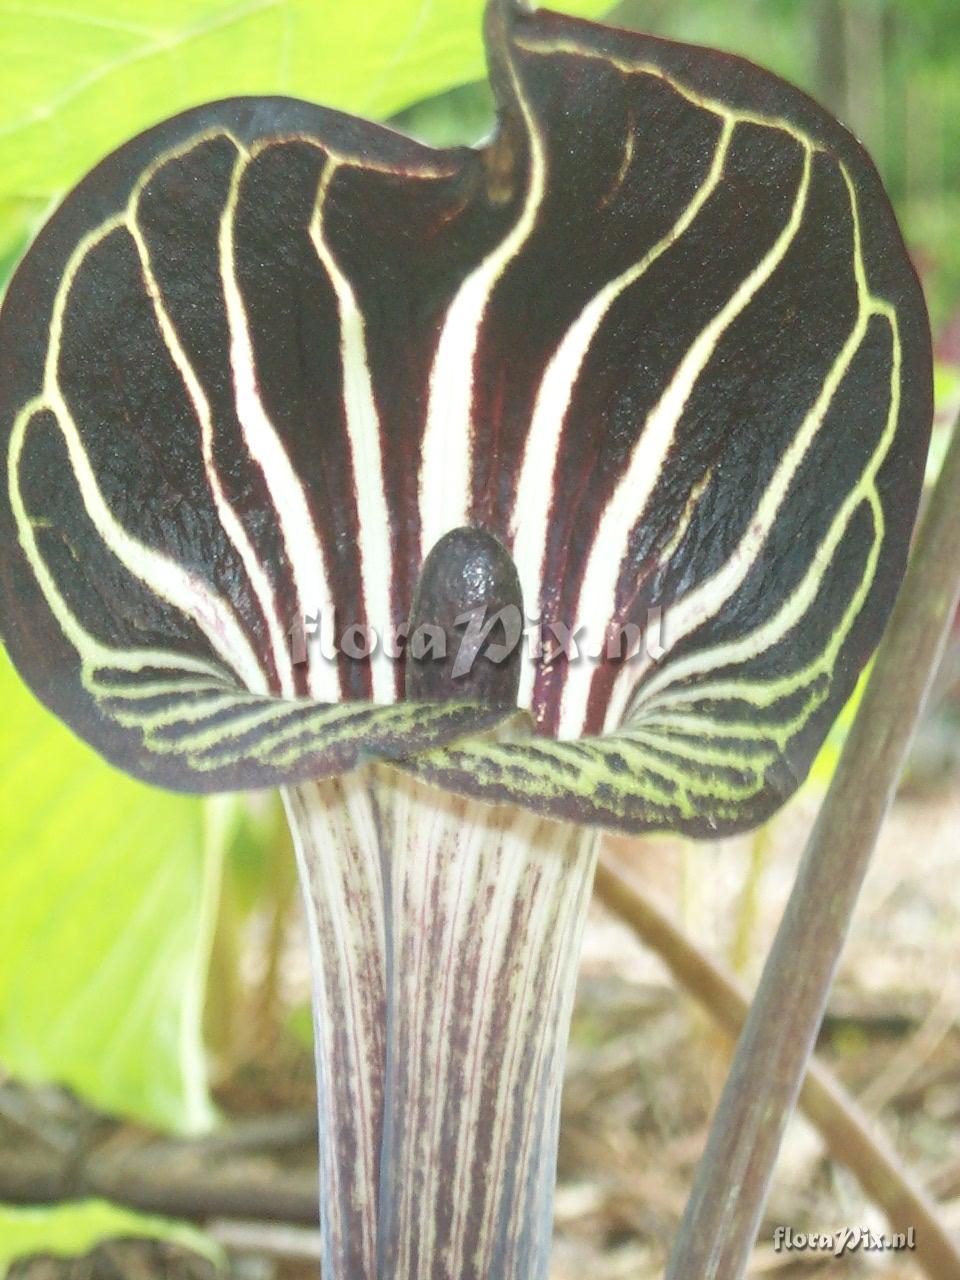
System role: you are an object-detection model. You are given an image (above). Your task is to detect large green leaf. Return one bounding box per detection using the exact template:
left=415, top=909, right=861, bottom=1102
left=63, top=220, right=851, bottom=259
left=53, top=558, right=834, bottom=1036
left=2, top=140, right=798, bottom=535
left=0, top=0, right=609, bottom=268
left=0, top=649, right=217, bottom=1133
left=0, top=1200, right=221, bottom=1273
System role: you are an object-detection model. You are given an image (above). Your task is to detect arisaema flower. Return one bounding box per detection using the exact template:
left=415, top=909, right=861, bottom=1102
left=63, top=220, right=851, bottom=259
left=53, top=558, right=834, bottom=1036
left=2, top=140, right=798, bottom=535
left=0, top=2, right=930, bottom=1277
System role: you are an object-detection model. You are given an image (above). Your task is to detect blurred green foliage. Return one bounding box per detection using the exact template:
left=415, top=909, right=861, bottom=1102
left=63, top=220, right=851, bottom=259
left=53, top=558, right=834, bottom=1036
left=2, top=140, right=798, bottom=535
left=0, top=0, right=608, bottom=290
left=0, top=649, right=217, bottom=1134
left=0, top=1201, right=221, bottom=1273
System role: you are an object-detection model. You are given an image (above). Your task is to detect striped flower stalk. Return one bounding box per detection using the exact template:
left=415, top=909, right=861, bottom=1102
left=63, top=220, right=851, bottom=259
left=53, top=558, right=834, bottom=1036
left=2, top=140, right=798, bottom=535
left=0, top=2, right=931, bottom=1277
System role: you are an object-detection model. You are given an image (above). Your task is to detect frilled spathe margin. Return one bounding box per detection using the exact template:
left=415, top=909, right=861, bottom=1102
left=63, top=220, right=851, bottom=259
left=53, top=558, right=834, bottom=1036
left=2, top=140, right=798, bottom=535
left=287, top=766, right=597, bottom=1280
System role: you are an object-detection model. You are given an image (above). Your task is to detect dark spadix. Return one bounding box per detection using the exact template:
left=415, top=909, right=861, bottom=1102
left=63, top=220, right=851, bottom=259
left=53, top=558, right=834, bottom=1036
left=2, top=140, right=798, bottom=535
left=405, top=526, right=523, bottom=705
left=0, top=0, right=932, bottom=1276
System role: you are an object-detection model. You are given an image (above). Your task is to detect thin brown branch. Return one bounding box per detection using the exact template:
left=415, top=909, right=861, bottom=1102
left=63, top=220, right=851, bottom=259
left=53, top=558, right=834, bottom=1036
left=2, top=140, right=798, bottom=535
left=593, top=855, right=960, bottom=1280
left=208, top=1219, right=323, bottom=1262
left=0, top=1089, right=320, bottom=1226
left=664, top=405, right=960, bottom=1280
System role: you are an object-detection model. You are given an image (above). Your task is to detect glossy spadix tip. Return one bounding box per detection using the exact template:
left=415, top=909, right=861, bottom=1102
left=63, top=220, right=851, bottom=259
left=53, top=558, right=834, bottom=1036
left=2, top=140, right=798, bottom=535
left=405, top=527, right=523, bottom=708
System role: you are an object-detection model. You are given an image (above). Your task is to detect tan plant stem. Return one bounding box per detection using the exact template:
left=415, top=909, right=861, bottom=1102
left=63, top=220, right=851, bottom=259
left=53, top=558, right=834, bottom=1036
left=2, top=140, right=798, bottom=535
left=593, top=854, right=960, bottom=1280
left=663, top=406, right=960, bottom=1280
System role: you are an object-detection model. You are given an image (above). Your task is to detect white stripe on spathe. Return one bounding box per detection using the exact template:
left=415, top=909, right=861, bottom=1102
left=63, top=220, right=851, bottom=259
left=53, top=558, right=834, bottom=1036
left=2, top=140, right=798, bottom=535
left=219, top=149, right=340, bottom=703
left=559, top=142, right=813, bottom=738
left=310, top=160, right=396, bottom=705
left=418, top=39, right=548, bottom=559
left=31, top=213, right=269, bottom=697
left=127, top=144, right=297, bottom=697
left=510, top=118, right=734, bottom=712
left=608, top=164, right=894, bottom=732
left=9, top=398, right=243, bottom=707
